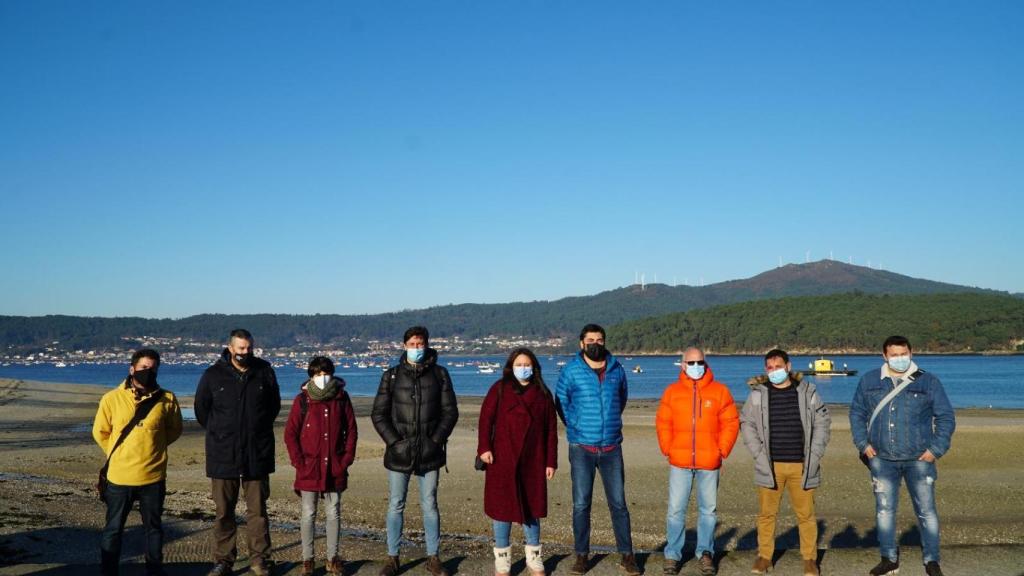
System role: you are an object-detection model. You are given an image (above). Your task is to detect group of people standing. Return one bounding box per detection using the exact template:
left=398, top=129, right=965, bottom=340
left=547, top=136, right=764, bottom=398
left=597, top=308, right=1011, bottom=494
left=92, top=325, right=955, bottom=576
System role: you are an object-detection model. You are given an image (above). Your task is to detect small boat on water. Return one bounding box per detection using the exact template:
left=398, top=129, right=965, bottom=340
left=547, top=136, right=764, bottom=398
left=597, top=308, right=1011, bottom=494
left=632, top=365, right=644, bottom=374
left=478, top=366, right=495, bottom=374
left=800, top=358, right=857, bottom=377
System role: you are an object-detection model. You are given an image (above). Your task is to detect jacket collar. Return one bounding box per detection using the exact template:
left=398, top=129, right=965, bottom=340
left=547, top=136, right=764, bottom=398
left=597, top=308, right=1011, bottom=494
left=881, top=360, right=920, bottom=382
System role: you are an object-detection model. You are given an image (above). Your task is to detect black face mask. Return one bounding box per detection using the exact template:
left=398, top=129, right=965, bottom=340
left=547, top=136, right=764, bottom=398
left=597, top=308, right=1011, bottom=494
left=233, top=353, right=252, bottom=367
left=583, top=343, right=606, bottom=362
left=132, top=368, right=157, bottom=389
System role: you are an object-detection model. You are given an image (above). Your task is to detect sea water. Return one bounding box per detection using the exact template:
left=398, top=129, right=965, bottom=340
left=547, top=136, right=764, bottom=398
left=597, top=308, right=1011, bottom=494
left=1, top=354, right=1021, bottom=409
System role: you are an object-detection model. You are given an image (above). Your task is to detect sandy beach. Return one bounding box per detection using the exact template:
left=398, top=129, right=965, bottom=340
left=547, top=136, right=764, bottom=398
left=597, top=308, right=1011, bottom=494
left=1, top=378, right=1022, bottom=575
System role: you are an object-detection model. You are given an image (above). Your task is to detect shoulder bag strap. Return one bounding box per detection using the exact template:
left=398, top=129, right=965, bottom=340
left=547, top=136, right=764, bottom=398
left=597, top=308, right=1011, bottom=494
left=867, top=372, right=919, bottom=432
left=100, top=390, right=166, bottom=472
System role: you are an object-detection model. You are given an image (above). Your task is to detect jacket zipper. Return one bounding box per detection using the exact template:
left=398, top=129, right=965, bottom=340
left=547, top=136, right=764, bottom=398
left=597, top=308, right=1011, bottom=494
left=691, top=381, right=697, bottom=468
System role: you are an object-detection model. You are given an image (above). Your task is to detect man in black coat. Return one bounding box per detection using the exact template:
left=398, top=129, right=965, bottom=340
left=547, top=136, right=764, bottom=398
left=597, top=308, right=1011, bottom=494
left=195, top=329, right=281, bottom=576
left=371, top=326, right=459, bottom=576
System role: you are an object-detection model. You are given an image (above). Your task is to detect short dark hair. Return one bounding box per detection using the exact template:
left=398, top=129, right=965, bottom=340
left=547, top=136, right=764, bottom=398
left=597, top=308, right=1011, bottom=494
left=883, top=335, right=912, bottom=354
left=764, top=348, right=789, bottom=365
left=579, top=323, right=606, bottom=341
left=230, top=328, right=253, bottom=342
left=307, top=356, right=335, bottom=377
left=403, top=325, right=429, bottom=344
left=130, top=348, right=161, bottom=368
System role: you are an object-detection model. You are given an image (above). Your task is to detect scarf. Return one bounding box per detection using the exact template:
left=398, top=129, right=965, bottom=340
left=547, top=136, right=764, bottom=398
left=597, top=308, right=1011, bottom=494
left=306, top=376, right=341, bottom=402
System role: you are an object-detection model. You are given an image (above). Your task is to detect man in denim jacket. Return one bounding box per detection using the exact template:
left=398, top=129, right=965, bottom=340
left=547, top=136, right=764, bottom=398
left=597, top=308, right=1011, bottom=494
left=849, top=336, right=956, bottom=576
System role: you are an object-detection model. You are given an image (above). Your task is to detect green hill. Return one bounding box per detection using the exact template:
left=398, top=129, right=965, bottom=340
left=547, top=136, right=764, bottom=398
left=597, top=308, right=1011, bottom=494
left=607, top=292, right=1024, bottom=354
left=0, top=261, right=1009, bottom=352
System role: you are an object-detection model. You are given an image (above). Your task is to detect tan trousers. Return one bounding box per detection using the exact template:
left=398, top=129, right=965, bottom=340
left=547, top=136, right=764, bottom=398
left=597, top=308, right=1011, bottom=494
left=757, top=462, right=817, bottom=561
left=211, top=477, right=271, bottom=563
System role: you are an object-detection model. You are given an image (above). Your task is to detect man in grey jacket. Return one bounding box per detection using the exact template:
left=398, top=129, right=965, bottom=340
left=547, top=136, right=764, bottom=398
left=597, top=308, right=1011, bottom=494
left=740, top=349, right=831, bottom=576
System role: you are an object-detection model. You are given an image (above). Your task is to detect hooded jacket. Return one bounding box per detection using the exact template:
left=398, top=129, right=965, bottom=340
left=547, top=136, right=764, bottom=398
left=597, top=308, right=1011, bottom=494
left=195, top=349, right=281, bottom=479
left=284, top=377, right=358, bottom=493
left=655, top=365, right=739, bottom=470
left=555, top=352, right=628, bottom=447
left=371, top=348, right=459, bottom=474
left=93, top=379, right=183, bottom=486
left=740, top=371, right=831, bottom=489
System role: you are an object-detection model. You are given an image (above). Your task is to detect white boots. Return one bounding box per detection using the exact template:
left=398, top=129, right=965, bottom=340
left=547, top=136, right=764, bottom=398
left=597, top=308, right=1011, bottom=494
left=493, top=546, right=511, bottom=576
left=525, top=544, right=545, bottom=575
left=493, top=545, right=544, bottom=576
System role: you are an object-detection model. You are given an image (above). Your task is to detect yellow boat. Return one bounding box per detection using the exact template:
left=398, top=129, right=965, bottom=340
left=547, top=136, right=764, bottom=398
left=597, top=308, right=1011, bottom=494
left=800, top=358, right=857, bottom=377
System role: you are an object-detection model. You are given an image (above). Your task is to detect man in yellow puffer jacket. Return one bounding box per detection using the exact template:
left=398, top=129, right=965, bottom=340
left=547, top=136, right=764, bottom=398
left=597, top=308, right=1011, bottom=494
left=93, top=348, right=183, bottom=576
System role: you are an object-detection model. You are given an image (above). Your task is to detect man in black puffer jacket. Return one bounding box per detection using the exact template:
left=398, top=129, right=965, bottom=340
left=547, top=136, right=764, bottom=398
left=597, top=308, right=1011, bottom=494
left=195, top=329, right=281, bottom=576
left=371, top=326, right=459, bottom=576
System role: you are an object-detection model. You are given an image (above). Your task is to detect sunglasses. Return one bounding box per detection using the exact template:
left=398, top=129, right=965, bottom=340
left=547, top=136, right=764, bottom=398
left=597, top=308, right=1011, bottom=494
left=685, top=360, right=706, bottom=366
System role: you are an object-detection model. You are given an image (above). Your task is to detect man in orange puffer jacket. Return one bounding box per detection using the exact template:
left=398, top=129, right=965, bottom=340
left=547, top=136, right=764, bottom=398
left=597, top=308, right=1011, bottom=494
left=655, top=347, right=739, bottom=576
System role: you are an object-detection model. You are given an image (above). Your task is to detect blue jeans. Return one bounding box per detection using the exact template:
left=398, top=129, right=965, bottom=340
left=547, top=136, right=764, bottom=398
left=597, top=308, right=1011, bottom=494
left=387, top=469, right=441, bottom=556
left=493, top=518, right=541, bottom=547
left=568, top=443, right=634, bottom=555
left=665, top=466, right=719, bottom=560
left=868, top=458, right=941, bottom=563
left=100, top=480, right=166, bottom=576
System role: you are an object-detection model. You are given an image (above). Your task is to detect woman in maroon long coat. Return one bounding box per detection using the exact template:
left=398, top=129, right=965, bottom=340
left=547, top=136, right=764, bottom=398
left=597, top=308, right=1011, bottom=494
left=478, top=347, right=558, bottom=576
left=284, top=356, right=358, bottom=576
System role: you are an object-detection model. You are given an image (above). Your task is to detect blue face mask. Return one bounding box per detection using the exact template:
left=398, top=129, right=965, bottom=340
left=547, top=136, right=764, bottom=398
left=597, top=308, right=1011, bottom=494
left=767, top=368, right=788, bottom=385
left=406, top=348, right=425, bottom=363
left=685, top=364, right=705, bottom=380
left=887, top=355, right=911, bottom=373
left=513, top=366, right=533, bottom=381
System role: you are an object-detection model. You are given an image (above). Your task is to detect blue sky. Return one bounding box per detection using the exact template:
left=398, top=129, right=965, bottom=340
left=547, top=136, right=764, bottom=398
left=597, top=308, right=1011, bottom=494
left=2, top=1, right=1022, bottom=318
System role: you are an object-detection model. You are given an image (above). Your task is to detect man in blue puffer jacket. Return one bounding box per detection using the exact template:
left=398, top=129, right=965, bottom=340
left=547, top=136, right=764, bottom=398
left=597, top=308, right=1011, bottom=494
left=555, top=324, right=640, bottom=575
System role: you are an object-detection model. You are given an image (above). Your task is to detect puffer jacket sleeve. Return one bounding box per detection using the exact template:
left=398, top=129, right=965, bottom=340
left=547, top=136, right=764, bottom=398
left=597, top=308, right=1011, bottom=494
left=555, top=367, right=572, bottom=426
left=718, top=389, right=740, bottom=458
left=372, top=369, right=401, bottom=446
left=619, top=371, right=628, bottom=414
left=431, top=366, right=459, bottom=444
left=655, top=385, right=674, bottom=456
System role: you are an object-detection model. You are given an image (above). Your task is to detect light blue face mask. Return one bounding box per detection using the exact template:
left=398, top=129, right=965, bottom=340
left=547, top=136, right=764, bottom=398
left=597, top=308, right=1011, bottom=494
left=685, top=364, right=706, bottom=380
left=768, top=368, right=788, bottom=385
left=406, top=348, right=425, bottom=363
left=513, top=366, right=533, bottom=381
left=887, top=355, right=911, bottom=373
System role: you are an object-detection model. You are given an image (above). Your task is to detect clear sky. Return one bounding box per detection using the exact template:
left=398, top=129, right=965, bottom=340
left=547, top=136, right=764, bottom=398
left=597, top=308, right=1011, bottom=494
left=2, top=1, right=1022, bottom=318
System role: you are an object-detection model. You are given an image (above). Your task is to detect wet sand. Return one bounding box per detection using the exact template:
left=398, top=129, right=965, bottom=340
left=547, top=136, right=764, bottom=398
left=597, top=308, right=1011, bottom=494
left=1, top=378, right=1022, bottom=574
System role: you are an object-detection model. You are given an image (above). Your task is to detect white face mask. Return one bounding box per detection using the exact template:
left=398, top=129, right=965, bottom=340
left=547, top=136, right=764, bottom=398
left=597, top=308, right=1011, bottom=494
left=311, top=374, right=331, bottom=389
